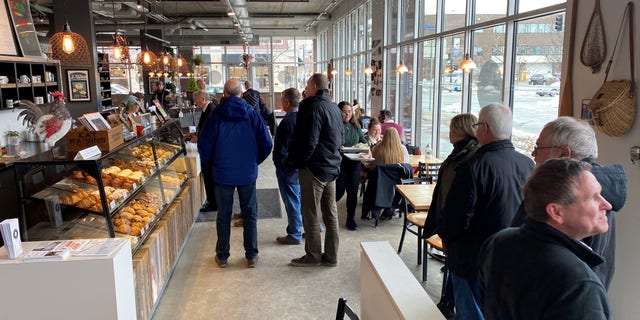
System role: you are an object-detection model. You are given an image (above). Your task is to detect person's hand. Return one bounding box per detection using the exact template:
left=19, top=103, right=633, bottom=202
left=340, top=145, right=345, bottom=153
left=187, top=133, right=198, bottom=143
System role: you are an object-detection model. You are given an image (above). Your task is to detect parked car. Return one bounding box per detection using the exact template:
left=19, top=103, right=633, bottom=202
left=536, top=81, right=561, bottom=97
left=528, top=73, right=558, bottom=85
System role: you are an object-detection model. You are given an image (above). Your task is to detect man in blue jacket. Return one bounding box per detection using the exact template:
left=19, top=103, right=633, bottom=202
left=512, top=116, right=627, bottom=289
left=441, top=103, right=534, bottom=319
left=198, top=79, right=273, bottom=269
left=287, top=74, right=343, bottom=267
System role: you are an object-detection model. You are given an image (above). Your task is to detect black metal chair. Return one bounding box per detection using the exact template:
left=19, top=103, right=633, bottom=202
left=397, top=177, right=431, bottom=265
left=336, top=298, right=360, bottom=320
left=361, top=163, right=413, bottom=227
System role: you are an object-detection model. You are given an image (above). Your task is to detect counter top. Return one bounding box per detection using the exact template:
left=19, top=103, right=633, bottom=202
left=0, top=141, right=52, bottom=168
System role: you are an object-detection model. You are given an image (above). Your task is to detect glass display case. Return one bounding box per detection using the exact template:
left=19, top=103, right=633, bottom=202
left=13, top=120, right=188, bottom=253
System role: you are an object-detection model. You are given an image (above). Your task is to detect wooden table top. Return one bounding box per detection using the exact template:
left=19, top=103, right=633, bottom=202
left=395, top=183, right=436, bottom=211
left=408, top=155, right=442, bottom=168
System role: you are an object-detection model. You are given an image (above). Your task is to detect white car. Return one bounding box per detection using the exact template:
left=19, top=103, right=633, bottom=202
left=536, top=81, right=561, bottom=97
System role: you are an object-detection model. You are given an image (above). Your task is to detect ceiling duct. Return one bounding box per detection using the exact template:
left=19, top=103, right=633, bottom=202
left=225, top=0, right=252, bottom=42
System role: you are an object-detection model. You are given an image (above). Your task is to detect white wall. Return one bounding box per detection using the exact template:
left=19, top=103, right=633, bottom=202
left=0, top=109, right=32, bottom=147
left=570, top=0, right=640, bottom=317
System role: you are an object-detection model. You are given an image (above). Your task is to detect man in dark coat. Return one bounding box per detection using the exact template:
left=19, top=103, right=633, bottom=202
left=243, top=80, right=274, bottom=134
left=287, top=74, right=343, bottom=267
left=479, top=158, right=612, bottom=320
left=191, top=90, right=217, bottom=212
left=512, top=116, right=627, bottom=289
left=441, top=103, right=534, bottom=319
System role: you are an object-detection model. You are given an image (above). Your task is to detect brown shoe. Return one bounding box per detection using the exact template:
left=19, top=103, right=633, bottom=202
left=215, top=256, right=228, bottom=268
left=232, top=213, right=242, bottom=219
left=290, top=255, right=321, bottom=267
left=276, top=236, right=301, bottom=245
left=233, top=219, right=243, bottom=227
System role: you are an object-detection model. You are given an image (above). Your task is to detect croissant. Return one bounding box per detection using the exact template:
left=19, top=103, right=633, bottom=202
left=76, top=198, right=93, bottom=209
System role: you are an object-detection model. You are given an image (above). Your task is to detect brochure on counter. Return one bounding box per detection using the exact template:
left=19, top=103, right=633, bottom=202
left=0, top=218, right=23, bottom=259
left=21, top=239, right=122, bottom=262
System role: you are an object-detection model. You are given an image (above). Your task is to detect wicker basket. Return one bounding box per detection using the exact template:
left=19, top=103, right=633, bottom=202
left=588, top=80, right=636, bottom=137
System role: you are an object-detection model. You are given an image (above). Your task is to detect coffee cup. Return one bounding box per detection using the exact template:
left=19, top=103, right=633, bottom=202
left=32, top=75, right=41, bottom=83
left=0, top=76, right=8, bottom=84
left=18, top=75, right=30, bottom=83
left=136, top=124, right=145, bottom=137
left=5, top=99, right=14, bottom=108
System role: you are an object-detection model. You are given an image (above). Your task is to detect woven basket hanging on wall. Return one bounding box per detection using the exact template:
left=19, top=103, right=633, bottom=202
left=49, top=28, right=92, bottom=67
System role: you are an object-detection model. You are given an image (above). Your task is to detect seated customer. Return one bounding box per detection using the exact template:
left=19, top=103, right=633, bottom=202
left=365, top=118, right=382, bottom=147
left=479, top=158, right=612, bottom=319
left=371, top=127, right=409, bottom=165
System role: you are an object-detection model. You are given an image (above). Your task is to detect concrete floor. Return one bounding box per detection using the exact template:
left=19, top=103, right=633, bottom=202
left=151, top=155, right=445, bottom=320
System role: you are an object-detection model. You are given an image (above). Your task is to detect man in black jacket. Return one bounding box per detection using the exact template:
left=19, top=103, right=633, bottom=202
left=191, top=90, right=217, bottom=212
left=512, top=116, right=627, bottom=289
left=479, top=158, right=612, bottom=319
left=287, top=74, right=343, bottom=267
left=243, top=80, right=274, bottom=134
left=441, top=103, right=534, bottom=319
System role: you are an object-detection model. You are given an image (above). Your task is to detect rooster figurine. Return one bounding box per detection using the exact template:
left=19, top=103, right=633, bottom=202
left=16, top=91, right=72, bottom=147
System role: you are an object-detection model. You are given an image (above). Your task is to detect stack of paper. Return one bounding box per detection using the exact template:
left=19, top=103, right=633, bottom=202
left=0, top=218, right=23, bottom=259
left=22, top=241, right=71, bottom=262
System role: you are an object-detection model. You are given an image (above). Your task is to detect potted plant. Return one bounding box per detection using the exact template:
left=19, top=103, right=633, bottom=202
left=191, top=55, right=204, bottom=67
left=6, top=130, right=20, bottom=145
left=186, top=76, right=199, bottom=102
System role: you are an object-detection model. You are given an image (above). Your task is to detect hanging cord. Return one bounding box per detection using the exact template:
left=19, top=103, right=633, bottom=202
left=601, top=1, right=635, bottom=97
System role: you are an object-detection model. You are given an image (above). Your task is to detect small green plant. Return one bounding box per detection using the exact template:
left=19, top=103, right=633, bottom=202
left=191, top=55, right=204, bottom=66
left=6, top=131, right=19, bottom=137
left=186, top=76, right=199, bottom=92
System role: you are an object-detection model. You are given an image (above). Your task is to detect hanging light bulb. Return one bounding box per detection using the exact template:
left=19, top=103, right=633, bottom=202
left=62, top=33, right=75, bottom=54
left=143, top=51, right=152, bottom=64
left=396, top=60, right=408, bottom=74
left=330, top=69, right=338, bottom=75
left=148, top=71, right=155, bottom=77
left=363, top=65, right=373, bottom=75
left=344, top=68, right=352, bottom=76
left=163, top=72, right=169, bottom=78
left=177, top=56, right=184, bottom=67
left=161, top=53, right=171, bottom=65
left=459, top=53, right=477, bottom=73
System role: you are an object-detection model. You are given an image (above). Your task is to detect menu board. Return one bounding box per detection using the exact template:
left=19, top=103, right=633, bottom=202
left=6, top=0, right=42, bottom=57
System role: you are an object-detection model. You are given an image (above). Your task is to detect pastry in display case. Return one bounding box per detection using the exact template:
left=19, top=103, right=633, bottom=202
left=12, top=120, right=188, bottom=253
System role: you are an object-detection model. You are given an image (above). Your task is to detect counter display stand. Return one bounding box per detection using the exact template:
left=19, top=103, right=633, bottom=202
left=12, top=119, right=203, bottom=319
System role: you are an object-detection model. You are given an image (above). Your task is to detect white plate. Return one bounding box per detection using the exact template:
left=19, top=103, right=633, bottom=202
left=342, top=147, right=370, bottom=153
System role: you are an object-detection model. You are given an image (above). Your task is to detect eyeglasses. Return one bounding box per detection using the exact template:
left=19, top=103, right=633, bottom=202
left=532, top=145, right=562, bottom=153
left=472, top=122, right=486, bottom=128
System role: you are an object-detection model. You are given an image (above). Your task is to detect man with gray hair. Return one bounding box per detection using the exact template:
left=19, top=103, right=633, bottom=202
left=512, top=116, right=627, bottom=289
left=192, top=90, right=217, bottom=212
left=479, top=158, right=612, bottom=319
left=441, top=103, right=534, bottom=319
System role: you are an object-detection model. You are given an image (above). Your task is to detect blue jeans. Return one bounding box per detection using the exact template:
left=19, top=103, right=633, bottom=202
left=451, top=273, right=485, bottom=320
left=214, top=183, right=258, bottom=260
left=276, top=166, right=302, bottom=242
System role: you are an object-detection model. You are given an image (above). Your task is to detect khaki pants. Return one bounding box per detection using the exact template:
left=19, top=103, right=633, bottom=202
left=298, top=168, right=339, bottom=263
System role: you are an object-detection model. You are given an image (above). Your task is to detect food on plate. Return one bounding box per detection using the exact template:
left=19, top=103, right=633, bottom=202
left=354, top=142, right=369, bottom=149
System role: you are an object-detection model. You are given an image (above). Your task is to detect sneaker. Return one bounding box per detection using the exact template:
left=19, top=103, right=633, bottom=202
left=321, top=253, right=337, bottom=267
left=276, top=236, right=301, bottom=245
left=289, top=255, right=321, bottom=267
left=215, top=256, right=228, bottom=268
left=247, top=256, right=258, bottom=268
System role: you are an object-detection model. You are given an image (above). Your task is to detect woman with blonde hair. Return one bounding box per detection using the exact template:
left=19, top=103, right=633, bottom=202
left=372, top=127, right=409, bottom=165
left=423, top=112, right=479, bottom=318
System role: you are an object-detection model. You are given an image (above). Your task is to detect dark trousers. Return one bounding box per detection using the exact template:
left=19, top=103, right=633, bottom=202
left=201, top=162, right=217, bottom=209
left=335, top=157, right=361, bottom=221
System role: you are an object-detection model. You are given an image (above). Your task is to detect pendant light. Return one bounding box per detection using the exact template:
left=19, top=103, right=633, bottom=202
left=344, top=68, right=352, bottom=76
left=49, top=2, right=91, bottom=66
left=396, top=60, right=408, bottom=74
left=137, top=3, right=157, bottom=66
left=459, top=53, right=477, bottom=73
left=109, top=0, right=122, bottom=61
left=363, top=65, right=373, bottom=75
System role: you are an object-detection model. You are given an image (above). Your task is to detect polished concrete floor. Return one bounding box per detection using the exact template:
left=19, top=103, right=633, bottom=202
left=151, top=155, right=445, bottom=320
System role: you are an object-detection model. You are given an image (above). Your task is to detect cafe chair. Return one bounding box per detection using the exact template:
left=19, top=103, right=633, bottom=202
left=336, top=297, right=360, bottom=320
left=397, top=177, right=431, bottom=265
left=427, top=162, right=442, bottom=184
left=422, top=234, right=446, bottom=282
left=361, top=163, right=413, bottom=227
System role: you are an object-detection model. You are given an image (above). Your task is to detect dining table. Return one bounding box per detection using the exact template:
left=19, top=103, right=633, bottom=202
left=394, top=183, right=437, bottom=211
left=408, top=154, right=442, bottom=168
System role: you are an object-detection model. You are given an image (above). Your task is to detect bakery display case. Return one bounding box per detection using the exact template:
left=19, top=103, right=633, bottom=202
left=13, top=119, right=188, bottom=253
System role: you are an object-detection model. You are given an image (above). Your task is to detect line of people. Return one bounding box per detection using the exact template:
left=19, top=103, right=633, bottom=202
left=424, top=105, right=626, bottom=319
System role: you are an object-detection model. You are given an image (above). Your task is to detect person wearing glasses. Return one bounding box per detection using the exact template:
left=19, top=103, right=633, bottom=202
left=511, top=117, right=626, bottom=290
left=479, top=158, right=612, bottom=319
left=440, top=103, right=534, bottom=320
